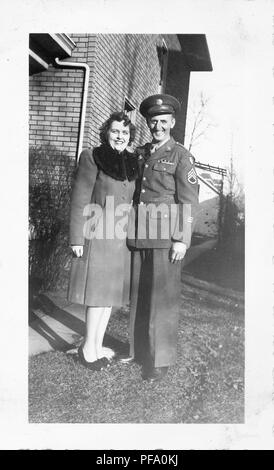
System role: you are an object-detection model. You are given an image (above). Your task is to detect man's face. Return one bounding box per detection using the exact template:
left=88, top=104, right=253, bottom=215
left=147, top=114, right=175, bottom=143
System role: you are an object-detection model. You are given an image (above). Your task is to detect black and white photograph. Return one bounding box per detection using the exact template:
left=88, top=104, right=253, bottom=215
left=1, top=0, right=273, bottom=451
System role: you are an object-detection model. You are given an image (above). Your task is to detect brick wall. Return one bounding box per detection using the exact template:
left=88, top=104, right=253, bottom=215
left=86, top=34, right=190, bottom=148
left=86, top=34, right=166, bottom=148
left=29, top=66, right=82, bottom=157
left=29, top=33, right=191, bottom=166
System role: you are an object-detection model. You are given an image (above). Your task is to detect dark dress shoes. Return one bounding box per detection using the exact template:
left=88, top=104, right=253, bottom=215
left=78, top=347, right=110, bottom=371
left=142, top=366, right=169, bottom=382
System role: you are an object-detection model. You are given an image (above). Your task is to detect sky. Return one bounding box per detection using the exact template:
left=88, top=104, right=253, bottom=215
left=181, top=2, right=271, bottom=191
left=185, top=24, right=252, bottom=185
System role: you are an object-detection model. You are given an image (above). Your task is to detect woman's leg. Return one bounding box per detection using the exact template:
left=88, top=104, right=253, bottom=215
left=95, top=307, right=112, bottom=359
left=82, top=306, right=105, bottom=362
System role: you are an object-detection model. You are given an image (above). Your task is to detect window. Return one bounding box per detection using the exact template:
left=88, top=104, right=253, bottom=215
left=124, top=97, right=136, bottom=124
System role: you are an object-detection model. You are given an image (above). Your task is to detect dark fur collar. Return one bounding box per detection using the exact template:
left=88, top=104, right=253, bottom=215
left=93, top=145, right=139, bottom=182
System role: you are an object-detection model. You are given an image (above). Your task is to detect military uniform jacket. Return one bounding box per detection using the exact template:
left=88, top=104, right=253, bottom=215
left=127, top=137, right=199, bottom=249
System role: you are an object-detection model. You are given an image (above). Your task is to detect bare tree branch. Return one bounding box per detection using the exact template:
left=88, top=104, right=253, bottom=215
left=185, top=91, right=215, bottom=151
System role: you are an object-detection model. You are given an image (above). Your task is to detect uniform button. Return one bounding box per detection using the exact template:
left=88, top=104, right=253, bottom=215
left=140, top=202, right=144, bottom=205
left=145, top=164, right=149, bottom=168
left=143, top=177, right=146, bottom=181
left=141, top=189, right=145, bottom=193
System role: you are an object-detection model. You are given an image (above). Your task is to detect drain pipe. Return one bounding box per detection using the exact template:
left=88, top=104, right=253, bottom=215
left=54, top=58, right=90, bottom=163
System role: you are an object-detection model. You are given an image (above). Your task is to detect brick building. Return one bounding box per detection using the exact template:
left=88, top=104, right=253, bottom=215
left=29, top=33, right=215, bottom=290
left=29, top=33, right=212, bottom=164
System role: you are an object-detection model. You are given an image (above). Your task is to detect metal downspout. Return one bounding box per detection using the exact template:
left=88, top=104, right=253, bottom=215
left=54, top=58, right=90, bottom=163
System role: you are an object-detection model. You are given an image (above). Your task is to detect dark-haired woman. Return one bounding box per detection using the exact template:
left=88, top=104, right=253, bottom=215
left=68, top=112, right=138, bottom=370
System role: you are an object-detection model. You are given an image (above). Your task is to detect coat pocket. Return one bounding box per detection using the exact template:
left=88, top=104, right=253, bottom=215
left=152, top=161, right=175, bottom=174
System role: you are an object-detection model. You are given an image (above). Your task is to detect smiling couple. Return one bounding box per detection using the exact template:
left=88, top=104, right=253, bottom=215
left=68, top=94, right=199, bottom=383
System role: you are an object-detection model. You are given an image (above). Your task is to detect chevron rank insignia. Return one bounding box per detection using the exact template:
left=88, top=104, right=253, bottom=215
left=187, top=168, right=197, bottom=184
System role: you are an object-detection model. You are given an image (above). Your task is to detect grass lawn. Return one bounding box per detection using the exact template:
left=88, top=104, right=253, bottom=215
left=29, top=281, right=244, bottom=423
left=185, top=247, right=244, bottom=293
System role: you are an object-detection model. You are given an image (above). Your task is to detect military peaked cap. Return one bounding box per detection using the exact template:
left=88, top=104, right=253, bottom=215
left=139, top=94, right=181, bottom=118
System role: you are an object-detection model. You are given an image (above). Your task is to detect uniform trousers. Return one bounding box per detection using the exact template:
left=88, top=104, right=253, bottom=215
left=129, top=248, right=181, bottom=368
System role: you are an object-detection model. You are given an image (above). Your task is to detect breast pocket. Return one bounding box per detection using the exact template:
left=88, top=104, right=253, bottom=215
left=152, top=161, right=175, bottom=174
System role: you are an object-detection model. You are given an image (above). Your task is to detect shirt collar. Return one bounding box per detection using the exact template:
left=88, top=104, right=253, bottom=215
left=150, top=137, right=170, bottom=153
left=146, top=137, right=175, bottom=161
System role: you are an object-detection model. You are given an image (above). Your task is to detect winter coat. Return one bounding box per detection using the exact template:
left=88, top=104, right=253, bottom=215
left=68, top=145, right=138, bottom=306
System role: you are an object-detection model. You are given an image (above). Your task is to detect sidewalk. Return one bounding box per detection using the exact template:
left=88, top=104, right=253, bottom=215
left=29, top=238, right=218, bottom=356
left=29, top=292, right=86, bottom=356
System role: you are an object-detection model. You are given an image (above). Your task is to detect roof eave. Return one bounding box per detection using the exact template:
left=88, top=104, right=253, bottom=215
left=29, top=33, right=76, bottom=75
left=177, top=34, right=213, bottom=72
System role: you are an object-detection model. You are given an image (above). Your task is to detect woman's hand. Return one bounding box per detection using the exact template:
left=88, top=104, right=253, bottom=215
left=71, top=245, right=84, bottom=257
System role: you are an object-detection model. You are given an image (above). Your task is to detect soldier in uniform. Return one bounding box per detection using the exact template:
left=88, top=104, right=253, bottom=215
left=123, top=94, right=199, bottom=382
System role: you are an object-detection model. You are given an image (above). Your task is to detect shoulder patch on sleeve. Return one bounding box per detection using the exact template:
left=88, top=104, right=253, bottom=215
left=187, top=168, right=198, bottom=184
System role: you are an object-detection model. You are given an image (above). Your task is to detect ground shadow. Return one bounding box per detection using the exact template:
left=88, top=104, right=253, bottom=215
left=29, top=293, right=129, bottom=354
left=30, top=312, right=72, bottom=351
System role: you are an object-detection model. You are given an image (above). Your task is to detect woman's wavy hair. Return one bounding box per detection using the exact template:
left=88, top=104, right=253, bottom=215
left=99, top=111, right=136, bottom=146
